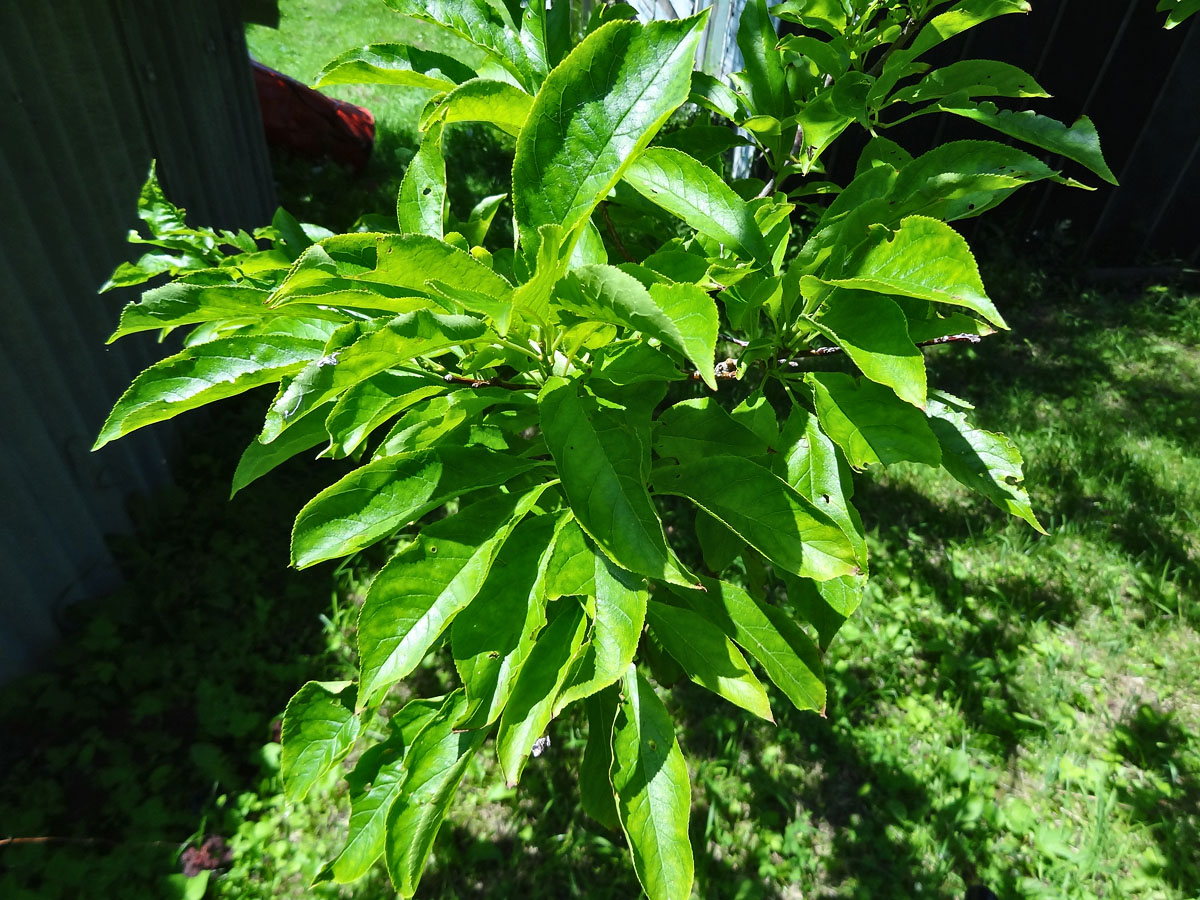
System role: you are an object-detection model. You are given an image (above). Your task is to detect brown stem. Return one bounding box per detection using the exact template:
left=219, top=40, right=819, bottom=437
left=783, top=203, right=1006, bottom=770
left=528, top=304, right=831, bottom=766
left=441, top=373, right=539, bottom=391
left=600, top=203, right=633, bottom=262
left=0, top=835, right=178, bottom=849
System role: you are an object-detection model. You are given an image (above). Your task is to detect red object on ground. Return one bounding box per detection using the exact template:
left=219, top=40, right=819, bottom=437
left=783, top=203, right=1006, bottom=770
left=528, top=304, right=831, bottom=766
left=251, top=59, right=375, bottom=173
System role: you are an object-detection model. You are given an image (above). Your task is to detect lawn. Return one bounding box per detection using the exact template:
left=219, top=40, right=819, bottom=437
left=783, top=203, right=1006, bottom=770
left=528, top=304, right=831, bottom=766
left=0, top=2, right=1197, bottom=898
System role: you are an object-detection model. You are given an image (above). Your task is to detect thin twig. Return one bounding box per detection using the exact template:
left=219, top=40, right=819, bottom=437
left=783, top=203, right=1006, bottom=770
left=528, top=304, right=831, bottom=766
left=690, top=333, right=986, bottom=382
left=600, top=203, right=633, bottom=262
left=442, top=373, right=539, bottom=391
left=0, top=835, right=178, bottom=849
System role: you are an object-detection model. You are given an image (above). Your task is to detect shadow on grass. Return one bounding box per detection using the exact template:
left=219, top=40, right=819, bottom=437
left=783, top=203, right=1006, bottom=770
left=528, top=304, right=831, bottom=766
left=0, top=393, right=353, bottom=899
left=1113, top=704, right=1200, bottom=895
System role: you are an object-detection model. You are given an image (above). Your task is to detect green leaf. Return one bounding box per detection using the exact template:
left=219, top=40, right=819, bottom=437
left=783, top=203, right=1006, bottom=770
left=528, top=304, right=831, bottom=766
left=327, top=698, right=442, bottom=883
left=611, top=666, right=693, bottom=900
left=809, top=289, right=926, bottom=407
left=372, top=388, right=522, bottom=459
left=107, top=282, right=325, bottom=341
left=647, top=600, right=773, bottom=721
left=783, top=572, right=863, bottom=650
left=581, top=689, right=621, bottom=829
left=623, top=148, right=770, bottom=265
left=497, top=600, right=589, bottom=785
left=651, top=455, right=858, bottom=580
left=770, top=0, right=848, bottom=36
left=889, top=140, right=1058, bottom=222
left=315, top=42, right=476, bottom=89
left=554, top=547, right=648, bottom=710
left=384, top=0, right=534, bottom=88
left=539, top=379, right=692, bottom=585
left=397, top=121, right=447, bottom=238
left=889, top=59, right=1048, bottom=106
left=262, top=310, right=487, bottom=442
left=688, top=71, right=743, bottom=120
left=362, top=233, right=514, bottom=298
left=695, top=510, right=745, bottom=572
left=422, top=78, right=533, bottom=136
left=671, top=578, right=825, bottom=713
left=776, top=404, right=867, bottom=567
left=357, top=485, right=548, bottom=706
left=232, top=406, right=331, bottom=497
left=453, top=513, right=563, bottom=729
left=808, top=372, right=942, bottom=469
left=560, top=265, right=718, bottom=389
left=794, top=72, right=873, bottom=170
left=280, top=681, right=359, bottom=803
left=927, top=396, right=1046, bottom=532
left=937, top=101, right=1117, bottom=184
left=654, top=125, right=746, bottom=163
left=460, top=193, right=507, bottom=246
left=822, top=215, right=1006, bottom=328
left=291, top=445, right=539, bottom=569
left=1160, top=0, right=1200, bottom=28
left=736, top=0, right=790, bottom=120
left=654, top=397, right=769, bottom=462
left=383, top=691, right=488, bottom=896
left=324, top=370, right=448, bottom=459
left=512, top=15, right=706, bottom=254
left=94, top=322, right=334, bottom=449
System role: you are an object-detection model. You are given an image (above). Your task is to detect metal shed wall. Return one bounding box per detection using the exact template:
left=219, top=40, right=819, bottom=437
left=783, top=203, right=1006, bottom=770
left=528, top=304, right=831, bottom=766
left=0, top=0, right=276, bottom=682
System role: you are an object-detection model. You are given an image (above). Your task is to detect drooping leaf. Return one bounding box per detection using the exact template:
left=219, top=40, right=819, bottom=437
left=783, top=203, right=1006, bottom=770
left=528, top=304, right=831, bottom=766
left=397, top=121, right=447, bottom=238
left=784, top=572, right=863, bottom=650
left=262, top=310, right=487, bottom=442
left=807, top=372, right=942, bottom=469
left=323, top=697, right=442, bottom=884
left=736, top=0, right=790, bottom=120
left=611, top=666, right=693, bottom=900
left=651, top=455, right=858, bottom=580
left=291, top=445, right=540, bottom=569
left=927, top=395, right=1046, bottom=532
left=315, top=42, right=476, bottom=89
left=539, top=378, right=692, bottom=585
left=324, top=370, right=448, bottom=459
left=809, top=288, right=927, bottom=407
left=357, top=485, right=549, bottom=706
left=580, top=689, right=621, bottom=829
left=496, top=600, right=589, bottom=785
left=453, top=513, right=563, bottom=729
left=647, top=600, right=773, bottom=720
left=280, top=681, right=359, bottom=803
left=559, top=265, right=718, bottom=389
left=821, top=215, right=1006, bottom=328
left=938, top=101, right=1117, bottom=184
left=555, top=548, right=648, bottom=711
left=232, top=406, right=331, bottom=497
left=511, top=15, right=706, bottom=253
left=384, top=0, right=535, bottom=89
left=888, top=59, right=1048, bottom=106
left=421, top=78, right=533, bottom=137
left=654, top=397, right=769, bottom=462
left=671, top=577, right=825, bottom=713
left=624, top=147, right=770, bottom=265
left=94, top=321, right=336, bottom=449
left=776, top=404, right=867, bottom=567
left=459, top=193, right=507, bottom=247
left=107, top=282, right=340, bottom=341
left=383, top=691, right=488, bottom=896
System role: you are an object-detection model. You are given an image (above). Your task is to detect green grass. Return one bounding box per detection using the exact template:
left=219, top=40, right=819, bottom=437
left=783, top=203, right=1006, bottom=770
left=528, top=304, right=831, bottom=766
left=246, top=0, right=514, bottom=236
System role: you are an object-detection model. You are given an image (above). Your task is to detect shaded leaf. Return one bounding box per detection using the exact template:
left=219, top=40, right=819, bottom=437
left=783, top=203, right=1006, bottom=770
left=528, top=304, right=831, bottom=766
left=280, top=681, right=358, bottom=803
left=612, top=667, right=693, bottom=900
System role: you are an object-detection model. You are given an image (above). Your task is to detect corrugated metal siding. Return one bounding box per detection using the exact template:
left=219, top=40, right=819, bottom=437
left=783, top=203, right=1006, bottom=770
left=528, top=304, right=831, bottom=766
left=0, top=0, right=275, bottom=682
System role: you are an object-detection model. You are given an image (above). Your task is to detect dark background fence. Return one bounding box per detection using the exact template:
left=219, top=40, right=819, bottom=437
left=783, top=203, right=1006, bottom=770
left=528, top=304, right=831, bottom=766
left=0, top=0, right=276, bottom=681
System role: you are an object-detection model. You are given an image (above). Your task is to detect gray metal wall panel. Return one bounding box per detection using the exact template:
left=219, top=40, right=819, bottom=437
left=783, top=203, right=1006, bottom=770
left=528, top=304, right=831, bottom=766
left=0, top=0, right=276, bottom=682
